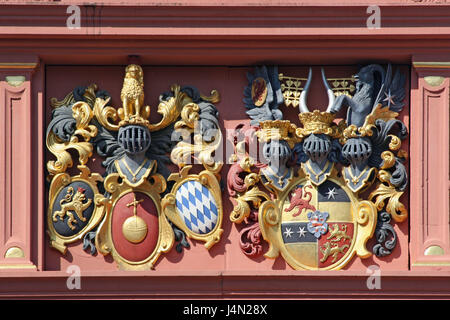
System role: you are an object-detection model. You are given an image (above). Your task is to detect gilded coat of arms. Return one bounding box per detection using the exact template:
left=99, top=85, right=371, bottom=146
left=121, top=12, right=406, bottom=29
left=228, top=64, right=408, bottom=270
left=46, top=65, right=223, bottom=270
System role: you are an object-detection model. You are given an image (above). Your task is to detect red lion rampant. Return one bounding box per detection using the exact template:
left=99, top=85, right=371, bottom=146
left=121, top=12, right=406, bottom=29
left=285, top=185, right=316, bottom=217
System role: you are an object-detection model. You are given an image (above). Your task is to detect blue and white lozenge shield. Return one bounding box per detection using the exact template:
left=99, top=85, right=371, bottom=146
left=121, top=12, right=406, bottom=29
left=175, top=180, right=218, bottom=235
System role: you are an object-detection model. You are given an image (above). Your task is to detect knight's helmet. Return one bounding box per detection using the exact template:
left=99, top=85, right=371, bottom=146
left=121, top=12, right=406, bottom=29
left=117, top=64, right=152, bottom=155
left=256, top=120, right=297, bottom=164
left=294, top=68, right=343, bottom=162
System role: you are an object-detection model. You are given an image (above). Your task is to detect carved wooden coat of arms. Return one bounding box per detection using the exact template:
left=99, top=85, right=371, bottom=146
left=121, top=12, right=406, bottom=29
left=46, top=65, right=223, bottom=270
left=228, top=64, right=408, bottom=270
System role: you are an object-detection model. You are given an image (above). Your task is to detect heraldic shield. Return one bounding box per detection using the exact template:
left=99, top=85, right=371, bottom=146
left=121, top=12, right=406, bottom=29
left=269, top=176, right=376, bottom=270
left=162, top=166, right=224, bottom=250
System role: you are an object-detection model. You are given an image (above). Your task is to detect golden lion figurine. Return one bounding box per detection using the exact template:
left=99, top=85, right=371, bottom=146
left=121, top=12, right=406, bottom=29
left=53, top=186, right=92, bottom=230
left=120, top=64, right=145, bottom=120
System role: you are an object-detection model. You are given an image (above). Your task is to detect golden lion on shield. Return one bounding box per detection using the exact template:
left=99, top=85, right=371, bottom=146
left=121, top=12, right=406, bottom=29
left=53, top=186, right=92, bottom=230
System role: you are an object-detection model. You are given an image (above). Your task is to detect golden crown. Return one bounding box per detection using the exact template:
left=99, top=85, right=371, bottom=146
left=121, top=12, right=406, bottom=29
left=256, top=120, right=298, bottom=148
left=296, top=110, right=343, bottom=140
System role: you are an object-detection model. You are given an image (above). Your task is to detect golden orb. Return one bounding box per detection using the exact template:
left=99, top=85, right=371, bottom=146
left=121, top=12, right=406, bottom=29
left=122, top=215, right=148, bottom=244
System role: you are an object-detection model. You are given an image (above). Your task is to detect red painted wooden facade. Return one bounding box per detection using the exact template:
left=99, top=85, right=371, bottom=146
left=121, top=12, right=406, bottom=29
left=0, top=0, right=449, bottom=298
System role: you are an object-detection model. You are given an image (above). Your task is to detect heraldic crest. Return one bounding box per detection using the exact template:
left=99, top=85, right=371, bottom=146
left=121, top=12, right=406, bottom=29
left=46, top=64, right=223, bottom=270
left=228, top=64, right=408, bottom=270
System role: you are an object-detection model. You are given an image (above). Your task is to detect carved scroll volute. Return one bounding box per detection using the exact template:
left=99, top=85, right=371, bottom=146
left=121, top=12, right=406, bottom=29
left=46, top=133, right=93, bottom=175
left=258, top=200, right=281, bottom=260
left=148, top=84, right=189, bottom=132
left=46, top=101, right=96, bottom=176
left=93, top=97, right=120, bottom=132
left=72, top=101, right=98, bottom=140
left=369, top=170, right=408, bottom=223
left=226, top=120, right=270, bottom=258
left=168, top=86, right=223, bottom=174
left=353, top=200, right=378, bottom=259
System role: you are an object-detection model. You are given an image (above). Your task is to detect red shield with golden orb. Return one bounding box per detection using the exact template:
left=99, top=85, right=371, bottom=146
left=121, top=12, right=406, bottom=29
left=111, top=191, right=159, bottom=262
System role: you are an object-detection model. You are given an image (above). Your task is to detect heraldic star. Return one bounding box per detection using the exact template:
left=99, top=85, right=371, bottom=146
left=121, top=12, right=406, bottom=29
left=283, top=227, right=293, bottom=238
left=326, top=187, right=337, bottom=200
left=297, top=226, right=306, bottom=238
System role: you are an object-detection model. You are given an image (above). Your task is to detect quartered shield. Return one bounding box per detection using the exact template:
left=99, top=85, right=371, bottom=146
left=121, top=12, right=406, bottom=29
left=276, top=179, right=359, bottom=270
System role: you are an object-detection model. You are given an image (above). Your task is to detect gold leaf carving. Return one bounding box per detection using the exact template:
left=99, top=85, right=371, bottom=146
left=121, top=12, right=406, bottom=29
left=46, top=133, right=93, bottom=176
left=230, top=186, right=269, bottom=224
left=244, top=172, right=260, bottom=188
left=46, top=102, right=96, bottom=176
left=171, top=96, right=223, bottom=169
left=175, top=102, right=200, bottom=130
left=343, top=104, right=400, bottom=141
left=170, top=130, right=222, bottom=168
left=72, top=101, right=98, bottom=141
left=50, top=92, right=75, bottom=109
left=380, top=151, right=396, bottom=169
left=200, top=89, right=220, bottom=104
left=93, top=97, right=120, bottom=131
left=353, top=200, right=377, bottom=259
left=364, top=103, right=399, bottom=127
left=388, top=134, right=402, bottom=151
left=369, top=170, right=408, bottom=223
left=148, top=84, right=191, bottom=132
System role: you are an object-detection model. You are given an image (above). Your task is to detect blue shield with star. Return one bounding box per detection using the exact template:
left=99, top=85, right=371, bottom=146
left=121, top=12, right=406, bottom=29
left=281, top=179, right=355, bottom=269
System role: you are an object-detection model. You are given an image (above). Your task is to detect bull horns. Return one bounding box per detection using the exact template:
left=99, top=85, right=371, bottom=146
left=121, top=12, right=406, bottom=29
left=299, top=67, right=312, bottom=113
left=298, top=67, right=336, bottom=113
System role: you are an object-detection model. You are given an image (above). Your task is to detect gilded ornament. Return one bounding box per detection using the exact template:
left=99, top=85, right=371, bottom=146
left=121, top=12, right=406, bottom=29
left=278, top=73, right=307, bottom=108
left=46, top=132, right=94, bottom=176
left=256, top=120, right=298, bottom=148
left=368, top=171, right=408, bottom=223
left=46, top=101, right=97, bottom=177
left=297, top=110, right=342, bottom=140
left=122, top=195, right=147, bottom=244
left=380, top=151, right=396, bottom=169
